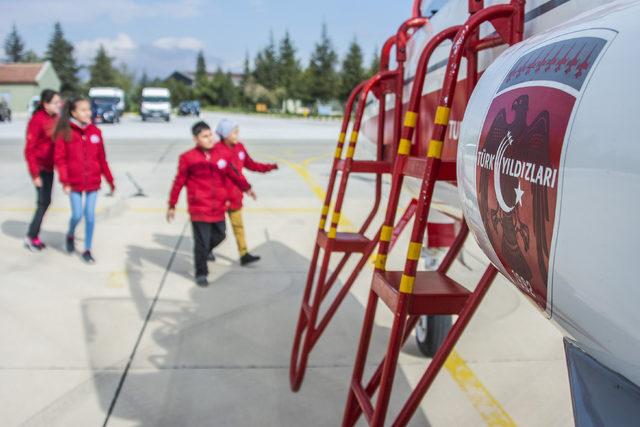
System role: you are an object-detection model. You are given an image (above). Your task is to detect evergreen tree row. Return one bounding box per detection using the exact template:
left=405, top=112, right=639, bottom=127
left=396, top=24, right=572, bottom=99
left=4, top=23, right=382, bottom=113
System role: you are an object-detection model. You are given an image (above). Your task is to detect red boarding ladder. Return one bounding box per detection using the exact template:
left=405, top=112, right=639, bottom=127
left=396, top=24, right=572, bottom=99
left=343, top=1, right=525, bottom=425
left=289, top=16, right=428, bottom=392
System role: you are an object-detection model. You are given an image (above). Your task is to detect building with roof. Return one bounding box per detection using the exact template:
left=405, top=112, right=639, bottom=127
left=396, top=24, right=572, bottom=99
left=0, top=62, right=61, bottom=112
left=167, top=70, right=244, bottom=87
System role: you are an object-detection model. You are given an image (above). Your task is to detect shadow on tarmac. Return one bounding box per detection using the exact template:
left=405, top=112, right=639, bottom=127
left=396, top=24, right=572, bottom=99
left=15, top=226, right=430, bottom=426
left=2, top=219, right=71, bottom=254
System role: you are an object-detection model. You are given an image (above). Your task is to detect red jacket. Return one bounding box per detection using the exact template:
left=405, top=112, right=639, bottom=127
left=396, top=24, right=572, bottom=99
left=24, top=109, right=58, bottom=178
left=168, top=146, right=252, bottom=222
left=215, top=141, right=276, bottom=210
left=54, top=121, right=114, bottom=192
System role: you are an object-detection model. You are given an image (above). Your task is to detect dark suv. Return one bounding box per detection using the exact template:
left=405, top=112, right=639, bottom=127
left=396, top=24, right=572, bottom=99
left=178, top=100, right=201, bottom=117
left=91, top=98, right=120, bottom=124
left=0, top=98, right=11, bottom=122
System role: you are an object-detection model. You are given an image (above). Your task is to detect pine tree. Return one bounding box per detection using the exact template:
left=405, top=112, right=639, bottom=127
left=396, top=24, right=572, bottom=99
left=307, top=23, right=338, bottom=103
left=133, top=71, right=150, bottom=107
left=339, top=38, right=366, bottom=102
left=369, top=48, right=381, bottom=76
left=45, top=22, right=79, bottom=95
left=22, top=50, right=41, bottom=63
left=114, top=64, right=135, bottom=110
left=4, top=24, right=25, bottom=62
left=195, top=50, right=207, bottom=84
left=241, top=52, right=251, bottom=88
left=278, top=31, right=302, bottom=99
left=253, top=32, right=278, bottom=90
left=239, top=52, right=253, bottom=108
left=89, top=45, right=117, bottom=86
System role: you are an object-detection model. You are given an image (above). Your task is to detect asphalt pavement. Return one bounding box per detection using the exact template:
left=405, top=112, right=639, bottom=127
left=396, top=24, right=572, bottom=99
left=0, top=112, right=572, bottom=426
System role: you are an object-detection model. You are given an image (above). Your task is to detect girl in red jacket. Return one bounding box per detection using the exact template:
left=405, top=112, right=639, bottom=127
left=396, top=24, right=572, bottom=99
left=24, top=89, right=62, bottom=251
left=214, top=119, right=277, bottom=266
left=167, top=121, right=256, bottom=287
left=53, top=97, right=115, bottom=264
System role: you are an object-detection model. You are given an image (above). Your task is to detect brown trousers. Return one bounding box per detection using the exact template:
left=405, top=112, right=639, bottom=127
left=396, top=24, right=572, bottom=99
left=227, top=209, right=248, bottom=256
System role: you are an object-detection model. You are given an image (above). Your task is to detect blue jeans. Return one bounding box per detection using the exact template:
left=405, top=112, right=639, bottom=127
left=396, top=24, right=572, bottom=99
left=68, top=191, right=97, bottom=251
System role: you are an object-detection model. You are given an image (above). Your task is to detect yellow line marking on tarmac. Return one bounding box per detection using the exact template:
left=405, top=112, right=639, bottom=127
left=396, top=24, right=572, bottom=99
left=277, top=152, right=514, bottom=426
left=274, top=155, right=355, bottom=230
left=276, top=157, right=327, bottom=201
left=445, top=351, right=516, bottom=426
left=107, top=270, right=128, bottom=288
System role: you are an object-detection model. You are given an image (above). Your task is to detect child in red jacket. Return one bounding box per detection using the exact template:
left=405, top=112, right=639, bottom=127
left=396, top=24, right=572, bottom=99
left=167, top=121, right=256, bottom=287
left=24, top=89, right=62, bottom=251
left=214, top=119, right=277, bottom=266
left=54, top=97, right=115, bottom=264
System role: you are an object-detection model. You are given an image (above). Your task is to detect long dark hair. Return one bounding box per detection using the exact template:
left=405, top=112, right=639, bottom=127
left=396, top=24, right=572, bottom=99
left=35, top=89, right=59, bottom=113
left=53, top=96, right=89, bottom=142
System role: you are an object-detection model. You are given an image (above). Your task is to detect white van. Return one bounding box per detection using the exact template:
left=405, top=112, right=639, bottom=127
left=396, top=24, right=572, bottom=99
left=88, top=87, right=125, bottom=115
left=140, top=87, right=171, bottom=122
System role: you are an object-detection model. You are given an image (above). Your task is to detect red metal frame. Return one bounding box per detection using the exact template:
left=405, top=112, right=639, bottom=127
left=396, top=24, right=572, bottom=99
left=289, top=16, right=428, bottom=392
left=342, top=1, right=525, bottom=425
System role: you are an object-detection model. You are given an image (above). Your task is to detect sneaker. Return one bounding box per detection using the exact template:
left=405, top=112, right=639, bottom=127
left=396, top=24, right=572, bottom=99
left=32, top=237, right=46, bottom=250
left=24, top=237, right=42, bottom=251
left=82, top=250, right=95, bottom=264
left=65, top=236, right=75, bottom=254
left=207, top=252, right=216, bottom=262
left=195, top=275, right=209, bottom=287
left=240, top=253, right=261, bottom=266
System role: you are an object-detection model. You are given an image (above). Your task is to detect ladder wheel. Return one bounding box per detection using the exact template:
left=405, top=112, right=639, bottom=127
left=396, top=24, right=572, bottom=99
left=415, top=315, right=452, bottom=357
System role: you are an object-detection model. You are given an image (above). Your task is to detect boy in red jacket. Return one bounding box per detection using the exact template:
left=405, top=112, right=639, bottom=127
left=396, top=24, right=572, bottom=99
left=167, top=121, right=256, bottom=287
left=214, top=119, right=277, bottom=266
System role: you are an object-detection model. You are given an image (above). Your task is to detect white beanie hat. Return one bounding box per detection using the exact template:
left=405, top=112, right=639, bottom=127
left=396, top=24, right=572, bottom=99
left=215, top=118, right=239, bottom=139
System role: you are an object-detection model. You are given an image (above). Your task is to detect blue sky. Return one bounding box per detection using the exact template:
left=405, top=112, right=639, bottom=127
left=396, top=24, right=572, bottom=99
left=0, top=0, right=436, bottom=79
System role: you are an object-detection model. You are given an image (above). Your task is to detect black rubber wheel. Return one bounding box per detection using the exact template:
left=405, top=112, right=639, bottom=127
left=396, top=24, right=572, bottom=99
left=415, top=315, right=453, bottom=357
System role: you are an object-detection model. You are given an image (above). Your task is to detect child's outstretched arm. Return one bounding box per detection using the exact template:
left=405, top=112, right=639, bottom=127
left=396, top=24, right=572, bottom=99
left=167, top=155, right=188, bottom=222
left=241, top=146, right=278, bottom=173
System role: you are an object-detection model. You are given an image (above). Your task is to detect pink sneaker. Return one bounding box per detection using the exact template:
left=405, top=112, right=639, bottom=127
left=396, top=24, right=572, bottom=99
left=31, top=237, right=46, bottom=250
left=24, top=237, right=41, bottom=251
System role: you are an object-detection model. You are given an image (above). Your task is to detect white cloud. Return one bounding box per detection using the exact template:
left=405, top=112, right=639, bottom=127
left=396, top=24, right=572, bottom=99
left=76, top=33, right=137, bottom=63
left=152, top=37, right=204, bottom=52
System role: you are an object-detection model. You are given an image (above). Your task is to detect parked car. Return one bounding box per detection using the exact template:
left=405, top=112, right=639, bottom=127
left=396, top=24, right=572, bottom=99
left=91, top=98, right=120, bottom=124
left=89, top=87, right=125, bottom=116
left=140, top=87, right=171, bottom=122
left=0, top=98, right=11, bottom=122
left=178, top=100, right=200, bottom=117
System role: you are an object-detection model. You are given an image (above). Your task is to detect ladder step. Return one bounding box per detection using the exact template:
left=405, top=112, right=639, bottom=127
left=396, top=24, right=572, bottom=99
left=372, top=270, right=470, bottom=315
left=402, top=157, right=457, bottom=181
left=336, top=160, right=393, bottom=174
left=351, top=380, right=374, bottom=423
left=317, top=231, right=371, bottom=253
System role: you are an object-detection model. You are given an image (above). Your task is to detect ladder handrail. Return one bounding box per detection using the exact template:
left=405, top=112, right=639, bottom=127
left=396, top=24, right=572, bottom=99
left=403, top=1, right=524, bottom=293
left=373, top=25, right=460, bottom=275
left=290, top=14, right=429, bottom=394
left=412, top=0, right=424, bottom=18
left=328, top=15, right=429, bottom=240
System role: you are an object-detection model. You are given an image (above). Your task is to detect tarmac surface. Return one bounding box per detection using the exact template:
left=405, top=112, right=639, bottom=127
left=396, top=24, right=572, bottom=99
left=0, top=112, right=572, bottom=426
